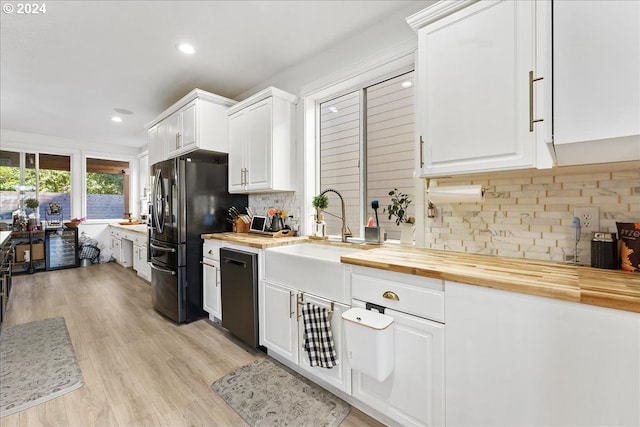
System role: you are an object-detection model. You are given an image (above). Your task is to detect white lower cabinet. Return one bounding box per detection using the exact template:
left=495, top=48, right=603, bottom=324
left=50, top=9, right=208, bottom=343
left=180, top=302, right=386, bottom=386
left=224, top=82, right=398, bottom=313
left=351, top=301, right=444, bottom=427
left=262, top=279, right=351, bottom=394
left=298, top=293, right=350, bottom=393
left=445, top=281, right=640, bottom=426
left=349, top=267, right=445, bottom=427
left=202, top=258, right=221, bottom=321
left=262, top=280, right=298, bottom=363
left=133, top=243, right=150, bottom=281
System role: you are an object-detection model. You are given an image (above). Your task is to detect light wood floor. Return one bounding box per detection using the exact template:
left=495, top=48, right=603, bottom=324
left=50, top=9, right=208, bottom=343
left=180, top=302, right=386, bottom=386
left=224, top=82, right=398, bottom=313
left=1, top=263, right=384, bottom=427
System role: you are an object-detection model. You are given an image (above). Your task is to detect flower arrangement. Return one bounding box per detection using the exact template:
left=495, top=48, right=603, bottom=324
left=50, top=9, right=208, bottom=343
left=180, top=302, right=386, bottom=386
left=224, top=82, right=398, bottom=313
left=385, top=188, right=415, bottom=226
left=267, top=208, right=286, bottom=218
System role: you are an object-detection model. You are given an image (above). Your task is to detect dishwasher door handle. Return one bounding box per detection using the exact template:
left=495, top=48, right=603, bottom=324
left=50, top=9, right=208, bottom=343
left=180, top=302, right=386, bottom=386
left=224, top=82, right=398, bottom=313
left=223, top=257, right=247, bottom=268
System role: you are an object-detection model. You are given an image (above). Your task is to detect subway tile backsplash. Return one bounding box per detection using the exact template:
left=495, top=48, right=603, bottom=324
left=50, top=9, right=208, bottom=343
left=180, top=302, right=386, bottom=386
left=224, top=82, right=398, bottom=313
left=423, top=162, right=640, bottom=265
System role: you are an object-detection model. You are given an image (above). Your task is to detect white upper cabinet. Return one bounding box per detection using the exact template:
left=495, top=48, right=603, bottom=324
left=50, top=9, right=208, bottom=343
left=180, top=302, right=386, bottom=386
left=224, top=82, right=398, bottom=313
left=138, top=150, right=149, bottom=201
left=227, top=87, right=298, bottom=194
left=552, top=0, right=640, bottom=165
left=408, top=0, right=553, bottom=177
left=146, top=89, right=236, bottom=164
left=147, top=124, right=166, bottom=167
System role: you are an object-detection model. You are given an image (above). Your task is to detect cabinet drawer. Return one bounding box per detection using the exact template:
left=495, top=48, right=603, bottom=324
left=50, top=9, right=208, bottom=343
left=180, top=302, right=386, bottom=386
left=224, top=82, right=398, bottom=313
left=109, top=227, right=120, bottom=238
left=203, top=240, right=220, bottom=261
left=351, top=272, right=444, bottom=322
left=132, top=234, right=146, bottom=246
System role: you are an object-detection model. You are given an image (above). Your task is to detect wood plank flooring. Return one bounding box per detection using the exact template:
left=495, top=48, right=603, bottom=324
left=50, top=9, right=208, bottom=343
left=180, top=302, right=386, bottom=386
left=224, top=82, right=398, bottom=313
left=1, top=263, right=383, bottom=427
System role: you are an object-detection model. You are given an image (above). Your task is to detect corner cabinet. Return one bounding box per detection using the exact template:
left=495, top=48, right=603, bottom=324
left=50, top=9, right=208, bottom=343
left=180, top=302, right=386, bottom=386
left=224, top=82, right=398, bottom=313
left=551, top=0, right=640, bottom=165
left=146, top=89, right=237, bottom=165
left=227, top=87, right=298, bottom=193
left=407, top=0, right=553, bottom=177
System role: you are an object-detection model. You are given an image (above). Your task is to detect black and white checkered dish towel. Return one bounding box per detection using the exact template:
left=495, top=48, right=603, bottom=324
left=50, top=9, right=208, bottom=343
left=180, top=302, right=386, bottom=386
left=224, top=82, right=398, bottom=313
left=302, top=302, right=339, bottom=368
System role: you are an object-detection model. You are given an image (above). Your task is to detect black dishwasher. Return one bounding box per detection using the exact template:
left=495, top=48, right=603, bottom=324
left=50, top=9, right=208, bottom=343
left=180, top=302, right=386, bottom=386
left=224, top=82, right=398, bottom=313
left=220, top=248, right=258, bottom=348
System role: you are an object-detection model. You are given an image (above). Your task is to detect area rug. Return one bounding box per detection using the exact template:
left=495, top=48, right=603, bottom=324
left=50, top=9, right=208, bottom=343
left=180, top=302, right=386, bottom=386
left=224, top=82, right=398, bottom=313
left=212, top=357, right=350, bottom=426
left=0, top=317, right=84, bottom=417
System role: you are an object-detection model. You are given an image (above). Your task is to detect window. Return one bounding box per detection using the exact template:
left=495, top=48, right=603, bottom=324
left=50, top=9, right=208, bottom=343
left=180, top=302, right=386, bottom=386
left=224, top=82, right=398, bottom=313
left=319, top=71, right=415, bottom=240
left=85, top=158, right=130, bottom=220
left=0, top=151, right=71, bottom=223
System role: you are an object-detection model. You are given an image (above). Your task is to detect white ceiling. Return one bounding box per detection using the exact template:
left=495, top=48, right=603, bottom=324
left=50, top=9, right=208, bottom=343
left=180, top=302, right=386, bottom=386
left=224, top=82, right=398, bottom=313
left=1, top=0, right=428, bottom=150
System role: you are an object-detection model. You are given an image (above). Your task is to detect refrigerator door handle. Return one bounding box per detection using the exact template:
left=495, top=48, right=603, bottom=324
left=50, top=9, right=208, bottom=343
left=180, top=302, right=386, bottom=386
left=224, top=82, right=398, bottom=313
left=149, top=262, right=176, bottom=275
left=149, top=242, right=176, bottom=252
left=153, top=168, right=165, bottom=233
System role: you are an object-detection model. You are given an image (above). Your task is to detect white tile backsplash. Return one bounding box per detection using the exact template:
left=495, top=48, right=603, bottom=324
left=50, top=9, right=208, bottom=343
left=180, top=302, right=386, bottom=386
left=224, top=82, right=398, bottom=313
left=423, top=162, right=640, bottom=265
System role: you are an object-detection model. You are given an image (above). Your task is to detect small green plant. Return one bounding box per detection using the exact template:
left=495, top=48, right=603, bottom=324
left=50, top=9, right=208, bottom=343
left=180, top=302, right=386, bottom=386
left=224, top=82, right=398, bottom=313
left=25, top=198, right=40, bottom=210
left=312, top=194, right=329, bottom=210
left=385, top=188, right=413, bottom=225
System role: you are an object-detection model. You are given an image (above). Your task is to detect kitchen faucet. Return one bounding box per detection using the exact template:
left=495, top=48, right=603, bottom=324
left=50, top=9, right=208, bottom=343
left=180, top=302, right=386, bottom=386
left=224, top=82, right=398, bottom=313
left=318, top=188, right=353, bottom=242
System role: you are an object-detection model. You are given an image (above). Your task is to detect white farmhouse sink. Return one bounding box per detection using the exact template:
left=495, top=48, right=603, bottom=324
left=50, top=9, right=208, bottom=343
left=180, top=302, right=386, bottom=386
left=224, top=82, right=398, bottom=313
left=264, top=243, right=362, bottom=304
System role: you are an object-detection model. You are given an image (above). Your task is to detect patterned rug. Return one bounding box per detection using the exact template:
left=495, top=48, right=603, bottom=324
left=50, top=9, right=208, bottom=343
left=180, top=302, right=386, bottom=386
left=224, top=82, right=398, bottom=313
left=0, top=317, right=84, bottom=417
left=212, top=357, right=350, bottom=426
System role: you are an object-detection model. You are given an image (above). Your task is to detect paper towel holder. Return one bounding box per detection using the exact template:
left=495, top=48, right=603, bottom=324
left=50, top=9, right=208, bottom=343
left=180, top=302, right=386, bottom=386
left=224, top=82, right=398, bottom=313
left=426, top=179, right=485, bottom=211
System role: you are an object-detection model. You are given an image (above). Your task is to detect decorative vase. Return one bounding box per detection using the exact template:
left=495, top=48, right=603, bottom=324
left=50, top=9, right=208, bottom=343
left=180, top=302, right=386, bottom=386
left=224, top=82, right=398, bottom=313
left=399, top=222, right=415, bottom=245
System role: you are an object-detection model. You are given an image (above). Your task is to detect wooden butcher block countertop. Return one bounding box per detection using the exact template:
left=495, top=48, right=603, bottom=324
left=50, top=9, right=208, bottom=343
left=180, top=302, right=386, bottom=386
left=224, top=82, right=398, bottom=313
left=341, top=246, right=640, bottom=314
left=201, top=232, right=307, bottom=249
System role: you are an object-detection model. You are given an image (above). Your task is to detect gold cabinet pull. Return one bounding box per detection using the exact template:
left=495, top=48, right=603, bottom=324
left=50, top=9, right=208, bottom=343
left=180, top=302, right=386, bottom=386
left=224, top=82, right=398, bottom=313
left=383, top=291, right=399, bottom=301
left=529, top=70, right=544, bottom=132
left=419, top=135, right=425, bottom=168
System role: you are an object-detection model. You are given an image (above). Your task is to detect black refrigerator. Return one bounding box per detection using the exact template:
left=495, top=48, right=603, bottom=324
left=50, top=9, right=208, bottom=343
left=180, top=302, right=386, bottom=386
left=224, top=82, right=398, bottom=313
left=148, top=153, right=247, bottom=323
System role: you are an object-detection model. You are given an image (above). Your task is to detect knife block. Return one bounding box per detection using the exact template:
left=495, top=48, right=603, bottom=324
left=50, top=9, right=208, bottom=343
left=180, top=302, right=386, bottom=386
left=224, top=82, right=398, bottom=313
left=234, top=218, right=250, bottom=233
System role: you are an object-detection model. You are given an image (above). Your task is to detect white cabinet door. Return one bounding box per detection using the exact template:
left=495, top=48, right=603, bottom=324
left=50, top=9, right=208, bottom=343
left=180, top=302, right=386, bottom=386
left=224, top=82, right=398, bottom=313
left=552, top=0, right=640, bottom=165
left=164, top=110, right=182, bottom=157
left=262, top=280, right=298, bottom=364
left=110, top=236, right=122, bottom=262
left=351, top=302, right=445, bottom=427
left=228, top=110, right=248, bottom=193
left=203, top=259, right=221, bottom=320
left=414, top=0, right=547, bottom=176
left=180, top=100, right=198, bottom=153
left=138, top=151, right=149, bottom=201
left=445, top=281, right=640, bottom=426
left=148, top=125, right=167, bottom=166
left=246, top=98, right=272, bottom=190
left=133, top=244, right=150, bottom=282
left=298, top=293, right=351, bottom=394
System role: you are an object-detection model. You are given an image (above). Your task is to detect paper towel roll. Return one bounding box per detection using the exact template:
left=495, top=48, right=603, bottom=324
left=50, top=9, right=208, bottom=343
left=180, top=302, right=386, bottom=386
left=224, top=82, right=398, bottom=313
left=427, top=185, right=484, bottom=203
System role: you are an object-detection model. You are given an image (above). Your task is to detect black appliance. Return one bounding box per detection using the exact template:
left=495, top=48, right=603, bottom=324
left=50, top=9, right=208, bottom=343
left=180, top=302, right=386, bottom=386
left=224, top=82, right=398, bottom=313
left=149, top=153, right=247, bottom=323
left=220, top=248, right=259, bottom=347
left=591, top=232, right=618, bottom=269
left=45, top=228, right=79, bottom=270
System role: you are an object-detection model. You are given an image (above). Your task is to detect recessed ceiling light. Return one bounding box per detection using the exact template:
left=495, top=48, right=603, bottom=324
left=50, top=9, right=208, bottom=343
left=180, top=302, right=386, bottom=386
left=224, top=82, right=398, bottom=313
left=111, top=116, right=123, bottom=123
left=114, top=108, right=133, bottom=115
left=177, top=43, right=196, bottom=54
left=401, top=81, right=413, bottom=88
left=329, top=106, right=339, bottom=113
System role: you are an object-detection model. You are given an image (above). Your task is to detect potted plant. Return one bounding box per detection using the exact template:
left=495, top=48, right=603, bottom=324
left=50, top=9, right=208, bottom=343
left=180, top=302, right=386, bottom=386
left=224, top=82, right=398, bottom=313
left=25, top=197, right=40, bottom=212
left=312, top=194, right=329, bottom=222
left=312, top=194, right=329, bottom=237
left=385, top=188, right=415, bottom=245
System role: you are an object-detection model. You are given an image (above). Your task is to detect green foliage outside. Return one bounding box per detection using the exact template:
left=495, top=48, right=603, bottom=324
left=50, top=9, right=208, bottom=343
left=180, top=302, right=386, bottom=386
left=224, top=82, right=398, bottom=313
left=0, top=166, right=122, bottom=194
left=86, top=172, right=123, bottom=195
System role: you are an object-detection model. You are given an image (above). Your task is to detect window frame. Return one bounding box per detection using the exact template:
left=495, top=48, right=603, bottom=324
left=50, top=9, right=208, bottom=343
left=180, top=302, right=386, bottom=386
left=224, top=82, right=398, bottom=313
left=303, top=54, right=417, bottom=240
left=81, top=152, right=135, bottom=223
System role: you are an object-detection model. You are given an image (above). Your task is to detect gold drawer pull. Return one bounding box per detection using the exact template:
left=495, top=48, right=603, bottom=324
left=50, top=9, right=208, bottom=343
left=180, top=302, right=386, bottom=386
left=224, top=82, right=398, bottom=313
left=383, top=291, right=399, bottom=301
